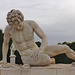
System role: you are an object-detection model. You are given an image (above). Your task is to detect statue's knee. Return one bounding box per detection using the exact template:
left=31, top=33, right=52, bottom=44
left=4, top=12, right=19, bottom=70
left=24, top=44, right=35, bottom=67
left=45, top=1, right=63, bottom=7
left=65, top=45, right=70, bottom=50
left=40, top=54, right=52, bottom=65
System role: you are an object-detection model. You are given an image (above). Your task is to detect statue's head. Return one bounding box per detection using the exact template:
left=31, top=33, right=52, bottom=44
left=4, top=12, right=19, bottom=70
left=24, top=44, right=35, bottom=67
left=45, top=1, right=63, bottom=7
left=6, top=9, right=24, bottom=26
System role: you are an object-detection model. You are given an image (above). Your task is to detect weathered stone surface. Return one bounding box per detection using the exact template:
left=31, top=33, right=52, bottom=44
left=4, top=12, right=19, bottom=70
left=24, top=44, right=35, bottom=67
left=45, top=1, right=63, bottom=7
left=0, top=64, right=75, bottom=75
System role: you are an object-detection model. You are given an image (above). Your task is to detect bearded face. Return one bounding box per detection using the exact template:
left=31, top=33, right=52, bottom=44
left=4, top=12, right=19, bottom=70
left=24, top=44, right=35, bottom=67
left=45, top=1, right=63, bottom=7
left=15, top=22, right=24, bottom=31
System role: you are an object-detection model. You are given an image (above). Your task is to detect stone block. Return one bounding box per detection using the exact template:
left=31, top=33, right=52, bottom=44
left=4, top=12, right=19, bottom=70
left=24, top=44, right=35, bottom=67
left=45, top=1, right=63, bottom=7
left=1, top=69, right=21, bottom=75
left=0, top=64, right=75, bottom=75
left=57, top=69, right=75, bottom=75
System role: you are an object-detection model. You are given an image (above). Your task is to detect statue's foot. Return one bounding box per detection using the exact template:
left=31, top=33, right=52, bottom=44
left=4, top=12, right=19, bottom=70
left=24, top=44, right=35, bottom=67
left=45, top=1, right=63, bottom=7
left=51, top=58, right=55, bottom=64
left=22, top=64, right=30, bottom=69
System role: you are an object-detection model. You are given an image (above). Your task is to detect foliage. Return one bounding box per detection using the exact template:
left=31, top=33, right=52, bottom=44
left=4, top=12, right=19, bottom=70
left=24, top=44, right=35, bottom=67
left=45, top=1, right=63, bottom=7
left=14, top=50, right=23, bottom=64
left=0, top=29, right=3, bottom=60
left=35, top=41, right=41, bottom=47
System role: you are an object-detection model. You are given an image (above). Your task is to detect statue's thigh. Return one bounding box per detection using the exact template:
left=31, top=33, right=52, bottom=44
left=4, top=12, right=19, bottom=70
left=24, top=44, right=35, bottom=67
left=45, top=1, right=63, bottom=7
left=28, top=54, right=52, bottom=66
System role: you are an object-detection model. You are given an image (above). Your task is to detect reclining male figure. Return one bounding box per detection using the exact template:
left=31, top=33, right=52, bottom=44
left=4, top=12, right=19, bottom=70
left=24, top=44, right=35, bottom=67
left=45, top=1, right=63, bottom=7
left=0, top=9, right=75, bottom=66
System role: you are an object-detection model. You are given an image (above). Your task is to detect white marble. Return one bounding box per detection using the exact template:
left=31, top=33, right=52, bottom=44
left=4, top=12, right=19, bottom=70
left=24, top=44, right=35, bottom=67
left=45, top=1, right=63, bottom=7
left=10, top=55, right=16, bottom=64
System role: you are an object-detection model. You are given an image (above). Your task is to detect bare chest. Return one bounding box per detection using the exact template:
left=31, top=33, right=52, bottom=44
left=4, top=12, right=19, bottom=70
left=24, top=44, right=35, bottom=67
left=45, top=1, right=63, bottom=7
left=10, top=25, right=34, bottom=42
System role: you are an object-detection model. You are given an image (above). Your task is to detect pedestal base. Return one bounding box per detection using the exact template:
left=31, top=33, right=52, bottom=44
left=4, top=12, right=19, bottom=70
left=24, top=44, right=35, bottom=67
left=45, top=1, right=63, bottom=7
left=0, top=64, right=75, bottom=75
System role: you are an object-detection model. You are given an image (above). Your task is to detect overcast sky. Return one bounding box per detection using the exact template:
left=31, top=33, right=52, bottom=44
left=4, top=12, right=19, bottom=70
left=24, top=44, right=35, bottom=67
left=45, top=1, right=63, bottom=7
left=0, top=0, right=75, bottom=45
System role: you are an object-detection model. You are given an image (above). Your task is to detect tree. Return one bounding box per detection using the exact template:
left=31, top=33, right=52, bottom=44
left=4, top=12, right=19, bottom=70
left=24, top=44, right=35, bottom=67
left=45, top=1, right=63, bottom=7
left=35, top=41, right=41, bottom=47
left=0, top=29, right=3, bottom=60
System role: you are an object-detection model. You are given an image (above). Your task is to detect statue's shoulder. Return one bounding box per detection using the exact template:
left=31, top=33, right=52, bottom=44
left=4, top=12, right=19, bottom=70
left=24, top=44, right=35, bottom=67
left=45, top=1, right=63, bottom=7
left=24, top=20, right=38, bottom=28
left=24, top=20, right=36, bottom=24
left=4, top=25, right=12, bottom=33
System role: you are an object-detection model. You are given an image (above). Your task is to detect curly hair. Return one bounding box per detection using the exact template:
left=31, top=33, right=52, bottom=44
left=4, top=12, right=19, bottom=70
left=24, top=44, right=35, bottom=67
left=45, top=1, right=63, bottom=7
left=6, top=9, right=24, bottom=25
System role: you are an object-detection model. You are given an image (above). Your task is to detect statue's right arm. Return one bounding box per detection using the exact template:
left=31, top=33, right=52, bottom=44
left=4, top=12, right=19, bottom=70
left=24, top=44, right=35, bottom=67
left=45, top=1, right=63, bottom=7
left=2, top=25, right=11, bottom=63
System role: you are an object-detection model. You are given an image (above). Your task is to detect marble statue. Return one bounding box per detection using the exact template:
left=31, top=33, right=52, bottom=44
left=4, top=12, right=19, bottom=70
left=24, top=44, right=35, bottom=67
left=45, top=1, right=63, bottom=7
left=0, top=9, right=75, bottom=66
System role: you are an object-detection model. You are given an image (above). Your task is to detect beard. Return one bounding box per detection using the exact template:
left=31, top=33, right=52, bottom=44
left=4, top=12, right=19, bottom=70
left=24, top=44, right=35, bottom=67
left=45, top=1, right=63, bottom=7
left=17, top=25, right=23, bottom=31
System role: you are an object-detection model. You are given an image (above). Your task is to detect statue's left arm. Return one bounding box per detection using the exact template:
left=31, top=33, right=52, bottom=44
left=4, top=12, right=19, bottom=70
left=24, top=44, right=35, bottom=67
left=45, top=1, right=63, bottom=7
left=31, top=21, right=48, bottom=52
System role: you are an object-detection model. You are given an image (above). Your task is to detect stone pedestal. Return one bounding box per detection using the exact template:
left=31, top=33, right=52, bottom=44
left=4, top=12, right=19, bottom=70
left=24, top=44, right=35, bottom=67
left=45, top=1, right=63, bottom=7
left=0, top=64, right=75, bottom=75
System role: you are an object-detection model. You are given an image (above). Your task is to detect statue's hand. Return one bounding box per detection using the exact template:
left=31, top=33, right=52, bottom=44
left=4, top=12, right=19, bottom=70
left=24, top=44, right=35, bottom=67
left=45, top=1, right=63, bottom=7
left=0, top=60, right=7, bottom=64
left=31, top=49, right=43, bottom=61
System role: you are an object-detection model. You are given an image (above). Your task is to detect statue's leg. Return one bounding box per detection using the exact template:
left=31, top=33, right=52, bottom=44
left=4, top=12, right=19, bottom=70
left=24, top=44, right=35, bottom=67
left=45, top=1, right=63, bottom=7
left=43, top=45, right=75, bottom=61
left=21, top=54, right=54, bottom=66
left=65, top=48, right=75, bottom=60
